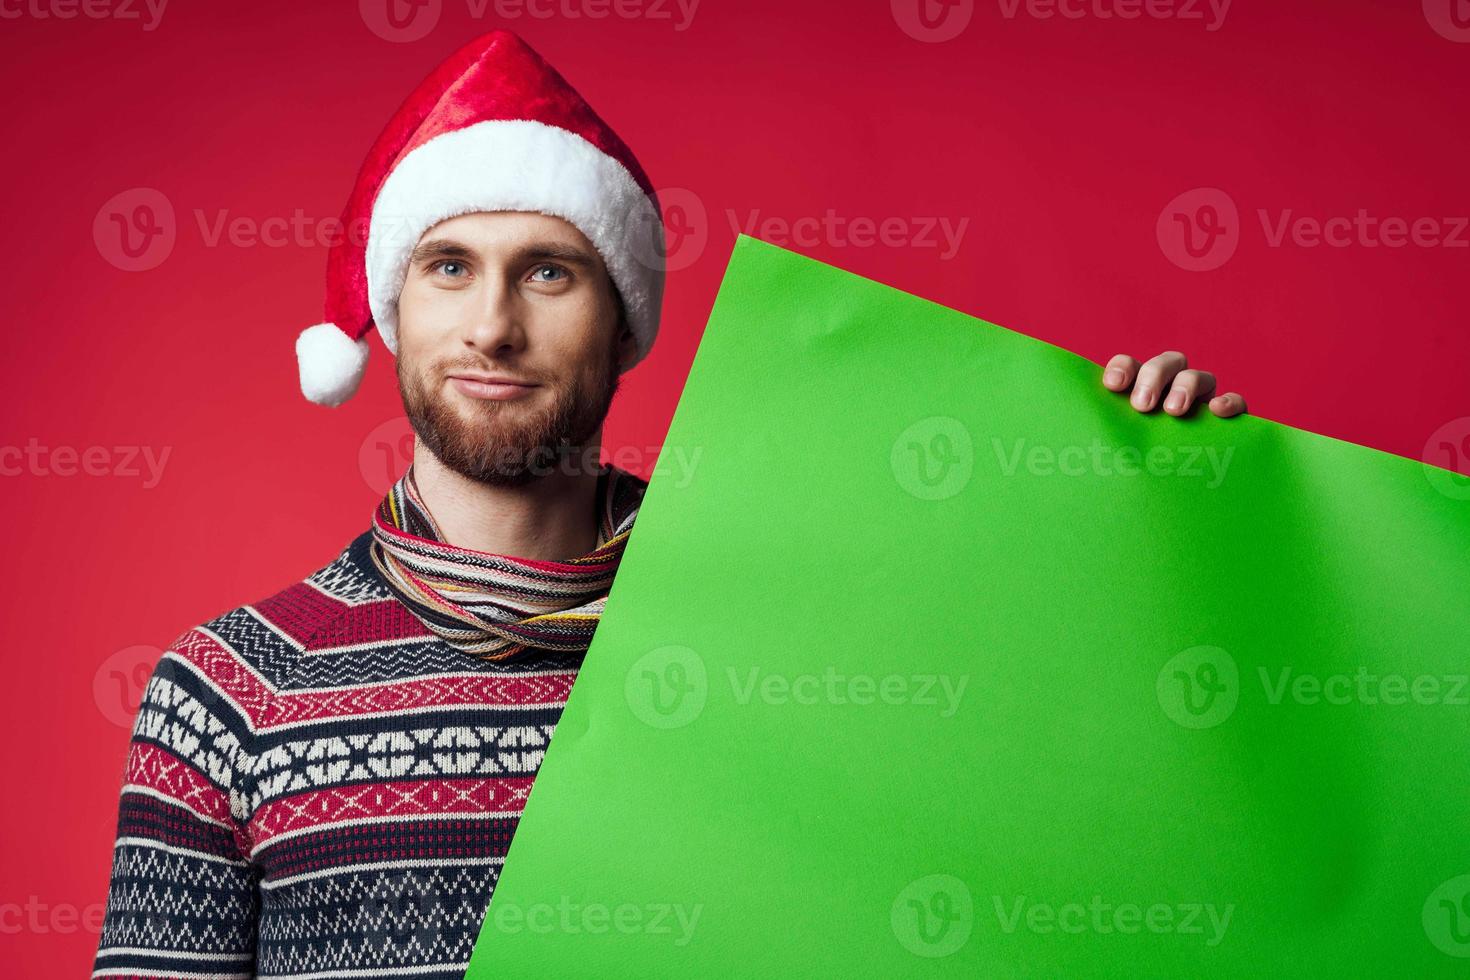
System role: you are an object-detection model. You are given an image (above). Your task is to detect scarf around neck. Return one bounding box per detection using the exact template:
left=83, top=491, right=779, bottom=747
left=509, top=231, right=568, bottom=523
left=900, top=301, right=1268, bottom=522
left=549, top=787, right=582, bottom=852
left=368, top=462, right=647, bottom=661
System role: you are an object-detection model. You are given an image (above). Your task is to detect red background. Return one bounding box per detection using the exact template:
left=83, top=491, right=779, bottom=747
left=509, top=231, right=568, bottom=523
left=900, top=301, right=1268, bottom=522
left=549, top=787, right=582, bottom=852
left=2, top=0, right=1466, bottom=972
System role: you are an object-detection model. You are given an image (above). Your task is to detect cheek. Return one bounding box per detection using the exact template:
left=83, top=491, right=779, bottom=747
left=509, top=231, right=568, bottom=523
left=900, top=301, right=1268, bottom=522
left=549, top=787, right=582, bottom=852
left=538, top=291, right=617, bottom=355
left=399, top=282, right=470, bottom=345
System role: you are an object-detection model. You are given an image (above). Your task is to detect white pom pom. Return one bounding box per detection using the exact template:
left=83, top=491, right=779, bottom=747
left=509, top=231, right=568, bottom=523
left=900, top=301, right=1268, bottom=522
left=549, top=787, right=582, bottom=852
left=296, top=323, right=371, bottom=407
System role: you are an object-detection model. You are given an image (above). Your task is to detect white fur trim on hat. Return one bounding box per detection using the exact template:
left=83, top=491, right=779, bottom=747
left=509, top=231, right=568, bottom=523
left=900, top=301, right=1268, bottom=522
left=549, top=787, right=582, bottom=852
left=296, top=322, right=371, bottom=407
left=365, top=119, right=665, bottom=369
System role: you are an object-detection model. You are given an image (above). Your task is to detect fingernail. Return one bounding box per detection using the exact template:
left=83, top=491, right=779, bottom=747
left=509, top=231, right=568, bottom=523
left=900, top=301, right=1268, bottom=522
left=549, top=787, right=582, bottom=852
left=1104, top=368, right=1124, bottom=387
left=1133, top=384, right=1154, bottom=410
left=1165, top=392, right=1185, bottom=414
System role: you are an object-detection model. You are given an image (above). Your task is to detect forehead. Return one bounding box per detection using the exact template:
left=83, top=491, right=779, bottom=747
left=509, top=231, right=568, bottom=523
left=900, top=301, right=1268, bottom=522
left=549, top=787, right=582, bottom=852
left=418, top=210, right=598, bottom=256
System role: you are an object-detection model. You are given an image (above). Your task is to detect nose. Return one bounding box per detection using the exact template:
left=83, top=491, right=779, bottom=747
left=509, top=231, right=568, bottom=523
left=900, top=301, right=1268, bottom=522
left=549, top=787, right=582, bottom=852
left=463, top=279, right=527, bottom=358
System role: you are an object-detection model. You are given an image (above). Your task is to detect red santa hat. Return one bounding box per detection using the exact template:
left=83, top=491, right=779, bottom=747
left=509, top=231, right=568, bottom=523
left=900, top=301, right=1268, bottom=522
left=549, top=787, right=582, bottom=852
left=296, top=30, right=666, bottom=407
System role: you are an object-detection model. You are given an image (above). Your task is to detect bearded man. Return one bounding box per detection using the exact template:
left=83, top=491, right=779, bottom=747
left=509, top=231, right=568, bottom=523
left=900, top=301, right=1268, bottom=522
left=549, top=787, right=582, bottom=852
left=92, top=29, right=1245, bottom=979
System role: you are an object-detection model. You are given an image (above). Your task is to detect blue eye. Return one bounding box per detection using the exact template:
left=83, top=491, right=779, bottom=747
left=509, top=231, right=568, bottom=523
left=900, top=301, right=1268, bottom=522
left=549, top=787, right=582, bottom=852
left=435, top=261, right=467, bottom=278
left=531, top=264, right=568, bottom=283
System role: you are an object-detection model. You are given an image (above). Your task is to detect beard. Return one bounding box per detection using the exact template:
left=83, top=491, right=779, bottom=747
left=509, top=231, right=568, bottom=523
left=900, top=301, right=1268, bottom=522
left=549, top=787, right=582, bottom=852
left=398, top=334, right=621, bottom=488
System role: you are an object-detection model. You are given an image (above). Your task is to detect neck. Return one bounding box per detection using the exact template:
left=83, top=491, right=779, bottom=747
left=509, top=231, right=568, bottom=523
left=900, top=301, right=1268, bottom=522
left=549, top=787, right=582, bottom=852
left=409, top=436, right=605, bottom=561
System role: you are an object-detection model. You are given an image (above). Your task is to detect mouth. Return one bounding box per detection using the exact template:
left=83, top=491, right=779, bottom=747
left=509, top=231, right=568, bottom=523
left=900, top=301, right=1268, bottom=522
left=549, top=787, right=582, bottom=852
left=446, top=373, right=541, bottom=402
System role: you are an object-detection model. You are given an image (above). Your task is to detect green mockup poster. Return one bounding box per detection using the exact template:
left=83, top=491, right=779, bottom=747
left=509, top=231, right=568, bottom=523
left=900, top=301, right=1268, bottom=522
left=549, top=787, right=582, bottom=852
left=466, top=234, right=1470, bottom=977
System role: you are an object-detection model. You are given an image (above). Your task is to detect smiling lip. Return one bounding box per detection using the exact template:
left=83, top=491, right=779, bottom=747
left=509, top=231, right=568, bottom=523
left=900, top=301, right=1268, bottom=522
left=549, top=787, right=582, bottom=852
left=448, top=374, right=539, bottom=401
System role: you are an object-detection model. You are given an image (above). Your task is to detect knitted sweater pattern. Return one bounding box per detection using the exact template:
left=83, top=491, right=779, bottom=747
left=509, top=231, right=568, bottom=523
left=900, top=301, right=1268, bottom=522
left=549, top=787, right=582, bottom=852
left=92, top=522, right=604, bottom=978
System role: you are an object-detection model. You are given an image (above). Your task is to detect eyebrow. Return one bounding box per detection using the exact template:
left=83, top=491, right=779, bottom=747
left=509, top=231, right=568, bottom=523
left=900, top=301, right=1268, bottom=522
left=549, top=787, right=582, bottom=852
left=409, top=238, right=599, bottom=268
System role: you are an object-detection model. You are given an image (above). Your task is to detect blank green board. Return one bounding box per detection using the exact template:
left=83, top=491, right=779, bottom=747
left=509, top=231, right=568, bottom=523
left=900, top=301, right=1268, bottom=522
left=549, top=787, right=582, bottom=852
left=467, top=234, right=1470, bottom=977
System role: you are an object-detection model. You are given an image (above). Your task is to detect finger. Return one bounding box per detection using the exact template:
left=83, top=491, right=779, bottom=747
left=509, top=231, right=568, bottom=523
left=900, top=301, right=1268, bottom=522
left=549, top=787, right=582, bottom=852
left=1102, top=354, right=1140, bottom=392
left=1163, top=369, right=1217, bottom=416
left=1208, top=392, right=1248, bottom=418
left=1131, top=351, right=1188, bottom=412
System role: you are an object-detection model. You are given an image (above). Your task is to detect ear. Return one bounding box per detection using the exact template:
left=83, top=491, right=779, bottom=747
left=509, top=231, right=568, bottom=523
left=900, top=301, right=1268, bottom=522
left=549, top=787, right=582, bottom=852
left=615, top=318, right=639, bottom=373
left=609, top=286, right=639, bottom=373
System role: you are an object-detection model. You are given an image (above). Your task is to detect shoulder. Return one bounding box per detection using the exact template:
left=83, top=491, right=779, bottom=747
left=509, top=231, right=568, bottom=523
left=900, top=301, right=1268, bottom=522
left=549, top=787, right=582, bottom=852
left=127, top=531, right=422, bottom=798
left=150, top=532, right=400, bottom=713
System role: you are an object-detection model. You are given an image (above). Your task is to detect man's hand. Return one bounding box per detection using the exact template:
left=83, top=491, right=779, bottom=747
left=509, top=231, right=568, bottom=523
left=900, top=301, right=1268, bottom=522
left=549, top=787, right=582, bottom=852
left=1102, top=351, right=1247, bottom=418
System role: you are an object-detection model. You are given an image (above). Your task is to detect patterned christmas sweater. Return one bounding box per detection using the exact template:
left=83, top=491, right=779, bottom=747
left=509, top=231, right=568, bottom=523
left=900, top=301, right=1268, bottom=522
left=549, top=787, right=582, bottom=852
left=92, top=528, right=588, bottom=978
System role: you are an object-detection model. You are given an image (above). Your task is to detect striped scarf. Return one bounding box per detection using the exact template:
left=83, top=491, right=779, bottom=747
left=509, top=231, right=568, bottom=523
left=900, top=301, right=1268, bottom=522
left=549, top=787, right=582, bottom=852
left=369, top=462, right=647, bottom=661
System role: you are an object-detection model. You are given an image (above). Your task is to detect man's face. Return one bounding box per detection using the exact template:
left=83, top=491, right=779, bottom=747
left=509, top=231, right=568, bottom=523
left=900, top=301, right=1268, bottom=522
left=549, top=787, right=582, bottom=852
left=394, top=210, right=637, bottom=486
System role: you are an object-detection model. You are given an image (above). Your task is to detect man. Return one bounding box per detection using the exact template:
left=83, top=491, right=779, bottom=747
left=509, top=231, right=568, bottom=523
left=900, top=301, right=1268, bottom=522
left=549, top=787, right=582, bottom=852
left=91, top=29, right=1246, bottom=979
